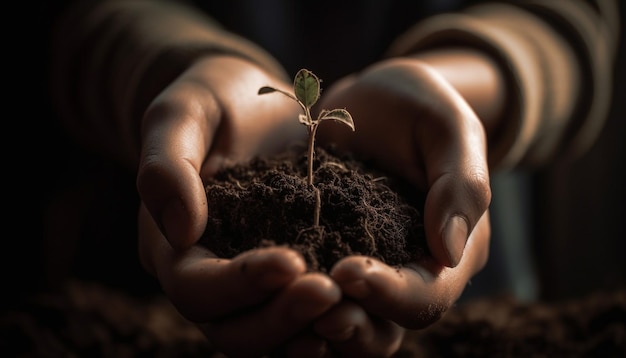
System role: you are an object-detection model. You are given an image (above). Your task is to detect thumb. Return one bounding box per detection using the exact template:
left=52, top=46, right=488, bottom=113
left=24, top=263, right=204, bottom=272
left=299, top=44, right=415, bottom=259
left=423, top=168, right=491, bottom=268
left=137, top=82, right=220, bottom=250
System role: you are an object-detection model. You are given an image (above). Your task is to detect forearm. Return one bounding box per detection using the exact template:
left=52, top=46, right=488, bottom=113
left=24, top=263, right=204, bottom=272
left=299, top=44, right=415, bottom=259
left=410, top=48, right=506, bottom=145
left=387, top=0, right=620, bottom=170
left=50, top=0, right=287, bottom=169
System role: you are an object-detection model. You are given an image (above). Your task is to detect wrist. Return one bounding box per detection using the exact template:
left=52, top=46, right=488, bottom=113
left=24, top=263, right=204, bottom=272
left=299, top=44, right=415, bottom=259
left=408, top=48, right=506, bottom=139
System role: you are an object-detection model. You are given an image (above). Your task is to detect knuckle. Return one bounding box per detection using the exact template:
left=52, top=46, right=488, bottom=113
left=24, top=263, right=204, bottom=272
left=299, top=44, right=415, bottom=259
left=463, top=167, right=492, bottom=211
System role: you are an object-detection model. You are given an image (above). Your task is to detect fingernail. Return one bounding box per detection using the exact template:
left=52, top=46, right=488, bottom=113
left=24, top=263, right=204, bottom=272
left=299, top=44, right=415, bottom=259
left=443, top=216, right=469, bottom=267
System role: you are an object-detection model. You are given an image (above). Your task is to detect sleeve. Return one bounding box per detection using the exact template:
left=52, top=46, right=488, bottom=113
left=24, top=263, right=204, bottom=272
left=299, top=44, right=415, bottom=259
left=50, top=0, right=288, bottom=168
left=385, top=0, right=620, bottom=169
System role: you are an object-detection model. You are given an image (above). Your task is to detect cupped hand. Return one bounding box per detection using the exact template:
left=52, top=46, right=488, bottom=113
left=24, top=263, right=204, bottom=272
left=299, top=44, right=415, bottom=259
left=317, top=57, right=491, bottom=269
left=275, top=212, right=489, bottom=358
left=309, top=212, right=490, bottom=357
left=136, top=55, right=304, bottom=250
left=309, top=58, right=492, bottom=354
left=135, top=55, right=347, bottom=356
left=138, top=204, right=342, bottom=357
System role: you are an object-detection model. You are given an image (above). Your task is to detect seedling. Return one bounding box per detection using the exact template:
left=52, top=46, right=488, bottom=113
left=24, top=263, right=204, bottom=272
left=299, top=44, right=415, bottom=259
left=258, top=69, right=355, bottom=226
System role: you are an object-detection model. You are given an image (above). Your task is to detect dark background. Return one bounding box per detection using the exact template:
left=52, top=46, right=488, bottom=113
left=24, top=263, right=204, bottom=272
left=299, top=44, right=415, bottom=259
left=532, top=15, right=626, bottom=301
left=5, top=0, right=626, bottom=305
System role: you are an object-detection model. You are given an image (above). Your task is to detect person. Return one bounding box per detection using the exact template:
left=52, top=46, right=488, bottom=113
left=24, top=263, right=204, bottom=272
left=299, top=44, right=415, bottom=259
left=18, top=0, right=619, bottom=356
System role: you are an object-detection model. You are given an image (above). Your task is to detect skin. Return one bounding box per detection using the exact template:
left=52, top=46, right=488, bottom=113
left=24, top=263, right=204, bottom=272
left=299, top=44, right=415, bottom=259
left=136, top=48, right=504, bottom=356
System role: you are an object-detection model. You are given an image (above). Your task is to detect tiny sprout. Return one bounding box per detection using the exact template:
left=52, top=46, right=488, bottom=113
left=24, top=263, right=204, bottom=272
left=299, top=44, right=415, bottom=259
left=258, top=69, right=355, bottom=186
left=259, top=69, right=355, bottom=227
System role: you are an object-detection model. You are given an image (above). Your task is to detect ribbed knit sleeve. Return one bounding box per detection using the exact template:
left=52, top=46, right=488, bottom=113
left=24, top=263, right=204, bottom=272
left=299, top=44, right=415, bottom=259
left=386, top=0, right=620, bottom=169
left=50, top=0, right=288, bottom=168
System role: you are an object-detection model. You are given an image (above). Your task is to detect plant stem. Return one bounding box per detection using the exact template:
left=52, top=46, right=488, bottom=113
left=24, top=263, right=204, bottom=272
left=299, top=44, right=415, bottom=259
left=307, top=118, right=320, bottom=227
left=313, top=186, right=321, bottom=227
left=307, top=124, right=317, bottom=186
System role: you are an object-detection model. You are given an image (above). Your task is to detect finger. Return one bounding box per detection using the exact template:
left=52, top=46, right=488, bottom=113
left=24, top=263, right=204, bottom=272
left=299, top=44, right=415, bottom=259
left=199, top=273, right=341, bottom=357
left=330, top=212, right=490, bottom=329
left=138, top=204, right=308, bottom=321
left=332, top=256, right=445, bottom=329
left=137, top=74, right=222, bottom=250
left=166, top=247, right=312, bottom=322
left=314, top=300, right=404, bottom=357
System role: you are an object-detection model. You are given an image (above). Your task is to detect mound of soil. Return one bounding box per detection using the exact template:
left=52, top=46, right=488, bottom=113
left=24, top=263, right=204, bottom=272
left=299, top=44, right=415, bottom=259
left=200, top=145, right=427, bottom=272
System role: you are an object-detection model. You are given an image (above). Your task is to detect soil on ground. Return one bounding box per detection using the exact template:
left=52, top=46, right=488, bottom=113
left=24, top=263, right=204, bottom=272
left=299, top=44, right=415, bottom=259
left=3, top=281, right=624, bottom=357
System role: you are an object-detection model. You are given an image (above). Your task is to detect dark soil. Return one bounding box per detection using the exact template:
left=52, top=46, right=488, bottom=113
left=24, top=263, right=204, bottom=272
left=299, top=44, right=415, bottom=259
left=3, top=281, right=624, bottom=357
left=200, top=144, right=427, bottom=272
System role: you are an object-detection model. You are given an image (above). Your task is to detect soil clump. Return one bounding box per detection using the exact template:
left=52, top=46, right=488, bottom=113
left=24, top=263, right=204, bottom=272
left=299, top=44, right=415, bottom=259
left=200, top=145, right=427, bottom=272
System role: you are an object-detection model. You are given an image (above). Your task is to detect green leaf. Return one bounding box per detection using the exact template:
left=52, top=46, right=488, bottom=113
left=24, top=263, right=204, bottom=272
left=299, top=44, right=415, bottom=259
left=319, top=108, right=355, bottom=131
left=294, top=69, right=320, bottom=108
left=258, top=85, right=301, bottom=105
left=258, top=86, right=277, bottom=95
